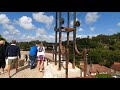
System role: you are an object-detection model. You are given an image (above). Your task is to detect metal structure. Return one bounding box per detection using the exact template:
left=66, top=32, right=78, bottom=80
left=54, top=12, right=80, bottom=78
left=82, top=48, right=87, bottom=77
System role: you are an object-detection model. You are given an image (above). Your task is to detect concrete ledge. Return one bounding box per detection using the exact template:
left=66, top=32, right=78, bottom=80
left=43, top=61, right=82, bottom=78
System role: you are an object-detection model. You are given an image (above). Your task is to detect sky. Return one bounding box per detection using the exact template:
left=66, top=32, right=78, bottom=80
left=0, top=12, right=120, bottom=42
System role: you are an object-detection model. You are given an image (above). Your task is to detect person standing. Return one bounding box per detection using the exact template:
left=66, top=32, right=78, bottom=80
left=5, top=40, right=21, bottom=78
left=0, top=40, right=6, bottom=74
left=29, top=42, right=39, bottom=69
left=37, top=42, right=45, bottom=72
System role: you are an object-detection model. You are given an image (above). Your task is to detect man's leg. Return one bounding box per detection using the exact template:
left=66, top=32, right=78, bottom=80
left=1, top=60, right=6, bottom=74
left=31, top=59, right=34, bottom=69
left=8, top=59, right=12, bottom=78
left=32, top=56, right=36, bottom=68
left=30, top=57, right=35, bottom=69
left=14, top=58, right=18, bottom=73
left=29, top=56, right=33, bottom=69
left=7, top=65, right=11, bottom=77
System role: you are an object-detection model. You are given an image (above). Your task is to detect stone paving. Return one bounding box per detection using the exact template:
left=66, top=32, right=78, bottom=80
left=0, top=64, right=44, bottom=78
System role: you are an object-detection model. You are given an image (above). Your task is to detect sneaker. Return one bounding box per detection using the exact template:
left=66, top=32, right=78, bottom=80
left=1, top=71, right=4, bottom=74
left=30, top=66, right=34, bottom=69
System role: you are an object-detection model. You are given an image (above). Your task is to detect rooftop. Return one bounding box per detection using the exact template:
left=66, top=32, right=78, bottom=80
left=111, top=62, right=120, bottom=71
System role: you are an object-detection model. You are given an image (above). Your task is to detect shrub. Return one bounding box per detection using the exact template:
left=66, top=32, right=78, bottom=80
left=95, top=74, right=113, bottom=78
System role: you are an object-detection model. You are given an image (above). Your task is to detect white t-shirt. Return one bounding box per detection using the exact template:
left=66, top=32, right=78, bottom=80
left=37, top=46, right=45, bottom=56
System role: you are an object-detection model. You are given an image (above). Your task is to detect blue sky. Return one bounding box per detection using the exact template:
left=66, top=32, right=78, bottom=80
left=0, top=12, right=120, bottom=42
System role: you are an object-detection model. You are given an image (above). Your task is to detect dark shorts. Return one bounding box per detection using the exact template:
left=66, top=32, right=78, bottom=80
left=0, top=60, right=6, bottom=68
left=37, top=55, right=45, bottom=61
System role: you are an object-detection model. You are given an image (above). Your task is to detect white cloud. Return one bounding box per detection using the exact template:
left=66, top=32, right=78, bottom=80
left=3, top=31, right=9, bottom=35
left=0, top=14, right=10, bottom=24
left=117, top=22, right=120, bottom=26
left=76, top=34, right=98, bottom=39
left=90, top=27, right=95, bottom=31
left=109, top=29, right=116, bottom=33
left=17, top=16, right=35, bottom=30
left=3, top=24, right=21, bottom=35
left=85, top=12, right=100, bottom=24
left=3, top=35, right=14, bottom=42
left=32, top=12, right=54, bottom=28
left=78, top=28, right=84, bottom=32
left=36, top=28, right=46, bottom=37
left=34, top=33, right=55, bottom=42
left=70, top=18, right=79, bottom=26
left=20, top=34, right=36, bottom=42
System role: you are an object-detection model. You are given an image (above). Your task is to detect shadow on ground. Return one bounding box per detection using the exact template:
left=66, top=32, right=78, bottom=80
left=11, top=65, right=29, bottom=77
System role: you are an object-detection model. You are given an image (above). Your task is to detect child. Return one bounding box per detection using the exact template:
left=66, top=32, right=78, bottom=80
left=37, top=42, right=45, bottom=72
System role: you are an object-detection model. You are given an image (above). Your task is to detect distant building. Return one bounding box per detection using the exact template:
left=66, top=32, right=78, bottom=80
left=111, top=62, right=120, bottom=76
left=80, top=61, right=113, bottom=77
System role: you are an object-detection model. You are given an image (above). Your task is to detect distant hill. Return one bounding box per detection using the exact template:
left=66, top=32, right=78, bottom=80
left=63, top=32, right=120, bottom=68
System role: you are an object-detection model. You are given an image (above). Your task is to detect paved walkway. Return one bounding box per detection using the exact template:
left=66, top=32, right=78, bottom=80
left=0, top=64, right=44, bottom=78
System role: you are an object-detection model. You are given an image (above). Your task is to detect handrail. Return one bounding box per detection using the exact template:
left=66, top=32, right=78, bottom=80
left=75, top=42, right=80, bottom=55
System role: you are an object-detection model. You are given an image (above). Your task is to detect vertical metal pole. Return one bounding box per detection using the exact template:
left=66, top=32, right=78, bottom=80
left=53, top=45, right=54, bottom=61
left=72, top=12, right=76, bottom=69
left=58, top=12, right=62, bottom=70
left=84, top=48, right=87, bottom=77
left=66, top=12, right=70, bottom=78
left=55, top=12, right=58, bottom=65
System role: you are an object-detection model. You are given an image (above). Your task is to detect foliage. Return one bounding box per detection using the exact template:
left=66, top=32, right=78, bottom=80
left=0, top=35, right=10, bottom=46
left=67, top=32, right=120, bottom=68
left=95, top=74, right=113, bottom=78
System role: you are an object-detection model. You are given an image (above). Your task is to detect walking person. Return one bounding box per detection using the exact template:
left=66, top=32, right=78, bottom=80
left=29, top=42, right=39, bottom=69
left=0, top=40, right=6, bottom=74
left=37, top=42, right=45, bottom=72
left=5, top=40, right=21, bottom=78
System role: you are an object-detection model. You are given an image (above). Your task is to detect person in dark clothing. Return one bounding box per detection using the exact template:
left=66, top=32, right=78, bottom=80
left=0, top=40, right=6, bottom=74
left=5, top=40, right=21, bottom=78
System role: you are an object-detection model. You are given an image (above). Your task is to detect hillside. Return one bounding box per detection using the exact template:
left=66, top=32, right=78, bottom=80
left=1, top=32, right=120, bottom=68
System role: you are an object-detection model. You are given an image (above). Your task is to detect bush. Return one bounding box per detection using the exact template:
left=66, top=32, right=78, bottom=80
left=95, top=74, right=113, bottom=78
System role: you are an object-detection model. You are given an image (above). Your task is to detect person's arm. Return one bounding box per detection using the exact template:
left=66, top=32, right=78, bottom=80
left=5, top=46, right=8, bottom=58
left=18, top=47, right=21, bottom=59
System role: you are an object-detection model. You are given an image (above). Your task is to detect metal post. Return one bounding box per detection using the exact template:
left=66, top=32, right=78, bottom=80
left=66, top=12, right=70, bottom=78
left=58, top=12, right=62, bottom=70
left=84, top=48, right=87, bottom=77
left=55, top=12, right=58, bottom=65
left=72, top=12, right=76, bottom=69
left=53, top=44, right=55, bottom=61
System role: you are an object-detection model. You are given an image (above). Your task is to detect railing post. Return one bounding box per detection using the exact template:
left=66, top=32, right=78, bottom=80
left=66, top=12, right=70, bottom=78
left=58, top=12, right=62, bottom=70
left=83, top=48, right=87, bottom=77
left=72, top=12, right=76, bottom=69
left=55, top=12, right=58, bottom=65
